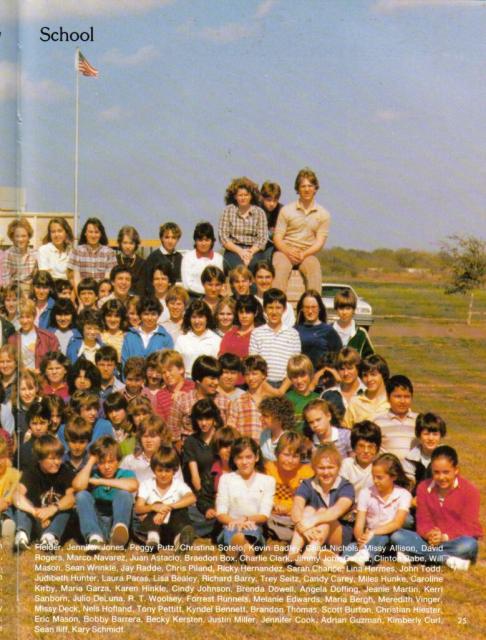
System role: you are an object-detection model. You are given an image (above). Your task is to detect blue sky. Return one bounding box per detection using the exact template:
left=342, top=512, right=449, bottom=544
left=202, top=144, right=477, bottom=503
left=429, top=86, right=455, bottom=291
left=1, top=0, right=485, bottom=250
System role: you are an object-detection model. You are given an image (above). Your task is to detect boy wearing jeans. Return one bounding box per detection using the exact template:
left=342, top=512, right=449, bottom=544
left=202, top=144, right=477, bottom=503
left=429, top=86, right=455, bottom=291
left=13, top=435, right=75, bottom=552
left=73, top=436, right=138, bottom=553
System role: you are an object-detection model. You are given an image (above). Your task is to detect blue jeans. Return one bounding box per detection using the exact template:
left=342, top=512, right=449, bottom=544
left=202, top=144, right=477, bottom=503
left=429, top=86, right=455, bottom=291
left=343, top=534, right=391, bottom=563
left=390, top=529, right=479, bottom=564
left=188, top=505, right=217, bottom=538
left=16, top=508, right=72, bottom=542
left=76, top=490, right=134, bottom=542
left=223, top=247, right=273, bottom=275
left=1, top=506, right=15, bottom=522
left=217, top=524, right=266, bottom=552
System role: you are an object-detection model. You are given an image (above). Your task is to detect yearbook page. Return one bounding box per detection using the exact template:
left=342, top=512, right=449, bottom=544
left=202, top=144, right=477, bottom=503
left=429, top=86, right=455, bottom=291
left=0, top=2, right=485, bottom=640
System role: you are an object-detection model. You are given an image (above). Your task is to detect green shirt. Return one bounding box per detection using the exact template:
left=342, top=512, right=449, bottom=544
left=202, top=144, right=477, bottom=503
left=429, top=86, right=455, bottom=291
left=285, top=389, right=319, bottom=434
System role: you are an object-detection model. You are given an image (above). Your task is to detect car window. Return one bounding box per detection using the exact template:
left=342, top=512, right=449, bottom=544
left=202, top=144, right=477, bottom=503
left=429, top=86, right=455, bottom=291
left=321, top=285, right=350, bottom=298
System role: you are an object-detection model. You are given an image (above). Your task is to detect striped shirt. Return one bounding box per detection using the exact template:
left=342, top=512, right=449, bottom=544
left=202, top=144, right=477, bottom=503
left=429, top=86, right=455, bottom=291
left=166, top=389, right=231, bottom=441
left=227, top=392, right=263, bottom=442
left=67, top=244, right=117, bottom=281
left=374, top=410, right=418, bottom=462
left=218, top=204, right=268, bottom=250
left=249, top=324, right=301, bottom=383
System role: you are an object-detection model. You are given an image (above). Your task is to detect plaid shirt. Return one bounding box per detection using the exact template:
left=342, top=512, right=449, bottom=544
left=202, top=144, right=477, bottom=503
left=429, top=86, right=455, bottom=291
left=67, top=244, right=117, bottom=281
left=227, top=392, right=263, bottom=442
left=166, top=389, right=231, bottom=441
left=155, top=379, right=195, bottom=422
left=5, top=246, right=38, bottom=285
left=218, top=204, right=268, bottom=251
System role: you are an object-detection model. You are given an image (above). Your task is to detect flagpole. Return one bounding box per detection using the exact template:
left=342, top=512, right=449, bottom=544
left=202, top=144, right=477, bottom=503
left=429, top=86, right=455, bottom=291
left=74, top=47, right=80, bottom=241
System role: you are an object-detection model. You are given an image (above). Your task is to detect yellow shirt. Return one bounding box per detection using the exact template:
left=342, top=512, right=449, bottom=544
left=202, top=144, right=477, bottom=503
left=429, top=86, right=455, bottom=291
left=343, top=393, right=390, bottom=429
left=0, top=465, right=20, bottom=505
left=101, top=330, right=124, bottom=360
left=265, top=461, right=314, bottom=512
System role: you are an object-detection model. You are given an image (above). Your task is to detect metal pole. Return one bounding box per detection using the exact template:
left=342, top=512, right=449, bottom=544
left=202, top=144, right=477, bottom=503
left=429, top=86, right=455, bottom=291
left=74, top=47, right=80, bottom=241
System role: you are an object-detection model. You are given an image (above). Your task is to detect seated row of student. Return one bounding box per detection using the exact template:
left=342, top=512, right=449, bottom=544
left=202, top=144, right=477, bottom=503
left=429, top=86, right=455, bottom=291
left=344, top=447, right=482, bottom=571
left=10, top=427, right=480, bottom=567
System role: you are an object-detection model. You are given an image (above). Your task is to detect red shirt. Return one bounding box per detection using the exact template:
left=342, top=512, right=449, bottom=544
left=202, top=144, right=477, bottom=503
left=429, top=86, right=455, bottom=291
left=42, top=383, right=70, bottom=402
left=219, top=327, right=252, bottom=386
left=219, top=326, right=252, bottom=359
left=416, top=475, right=483, bottom=540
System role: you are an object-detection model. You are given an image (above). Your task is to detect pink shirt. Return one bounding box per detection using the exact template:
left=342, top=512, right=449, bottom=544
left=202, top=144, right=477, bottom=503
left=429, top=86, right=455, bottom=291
left=357, top=485, right=412, bottom=530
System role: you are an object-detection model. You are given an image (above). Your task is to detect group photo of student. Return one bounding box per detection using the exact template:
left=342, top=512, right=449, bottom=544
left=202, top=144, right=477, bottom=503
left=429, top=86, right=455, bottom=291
left=0, top=167, right=482, bottom=571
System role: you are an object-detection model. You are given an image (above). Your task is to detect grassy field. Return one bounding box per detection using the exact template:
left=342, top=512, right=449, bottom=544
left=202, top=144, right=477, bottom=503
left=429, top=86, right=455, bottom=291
left=346, top=279, right=486, bottom=323
left=7, top=280, right=486, bottom=640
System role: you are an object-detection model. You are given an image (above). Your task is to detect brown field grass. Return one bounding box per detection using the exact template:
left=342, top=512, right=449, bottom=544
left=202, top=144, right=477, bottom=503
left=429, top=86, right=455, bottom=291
left=5, top=300, right=486, bottom=640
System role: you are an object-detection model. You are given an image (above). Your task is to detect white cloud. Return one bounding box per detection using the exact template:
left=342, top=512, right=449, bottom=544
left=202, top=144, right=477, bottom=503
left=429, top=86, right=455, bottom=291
left=179, top=0, right=278, bottom=44
left=375, top=109, right=405, bottom=122
left=22, top=77, right=70, bottom=103
left=0, top=61, right=17, bottom=102
left=0, top=0, right=174, bottom=21
left=99, top=105, right=130, bottom=122
left=199, top=22, right=259, bottom=44
left=373, top=0, right=482, bottom=13
left=102, top=45, right=159, bottom=67
left=255, top=0, right=278, bottom=19
left=0, top=61, right=69, bottom=104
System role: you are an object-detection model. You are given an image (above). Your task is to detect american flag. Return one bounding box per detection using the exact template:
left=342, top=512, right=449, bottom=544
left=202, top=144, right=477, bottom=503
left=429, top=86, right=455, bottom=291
left=77, top=51, right=98, bottom=77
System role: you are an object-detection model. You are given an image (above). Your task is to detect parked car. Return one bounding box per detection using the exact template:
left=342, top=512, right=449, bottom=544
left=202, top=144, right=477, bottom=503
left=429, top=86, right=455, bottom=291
left=321, top=283, right=373, bottom=331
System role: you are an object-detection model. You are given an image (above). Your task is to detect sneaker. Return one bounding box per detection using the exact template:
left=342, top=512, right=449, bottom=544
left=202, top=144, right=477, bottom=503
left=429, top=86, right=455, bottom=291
left=110, top=523, right=129, bottom=547
left=86, top=535, right=104, bottom=555
left=396, top=551, right=412, bottom=565
left=346, top=549, right=370, bottom=568
left=445, top=556, right=470, bottom=571
left=1, top=518, right=16, bottom=540
left=39, top=533, right=59, bottom=553
left=13, top=531, right=30, bottom=553
left=145, top=531, right=160, bottom=553
left=174, top=525, right=195, bottom=553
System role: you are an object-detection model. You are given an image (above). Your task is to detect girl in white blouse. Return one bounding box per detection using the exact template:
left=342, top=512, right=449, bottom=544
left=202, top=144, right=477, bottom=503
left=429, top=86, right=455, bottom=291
left=216, top=437, right=275, bottom=561
left=38, top=217, right=73, bottom=280
left=174, top=300, right=221, bottom=375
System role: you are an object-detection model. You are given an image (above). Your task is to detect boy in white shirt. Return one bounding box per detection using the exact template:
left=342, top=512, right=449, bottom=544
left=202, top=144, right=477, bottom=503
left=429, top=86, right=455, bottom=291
left=340, top=420, right=382, bottom=500
left=135, top=446, right=195, bottom=552
left=181, top=222, right=223, bottom=296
